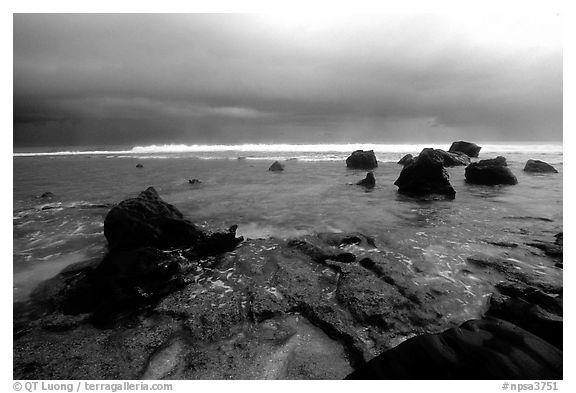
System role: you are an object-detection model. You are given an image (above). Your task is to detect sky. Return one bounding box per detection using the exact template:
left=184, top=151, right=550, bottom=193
left=13, top=13, right=562, bottom=147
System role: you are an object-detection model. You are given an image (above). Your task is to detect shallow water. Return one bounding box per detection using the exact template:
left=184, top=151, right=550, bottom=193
left=13, top=145, right=563, bottom=305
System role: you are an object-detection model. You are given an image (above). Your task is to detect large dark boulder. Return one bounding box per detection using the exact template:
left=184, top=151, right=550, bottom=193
left=394, top=148, right=456, bottom=199
left=345, top=318, right=562, bottom=379
left=356, top=172, right=375, bottom=188
left=524, top=160, right=558, bottom=173
left=104, top=187, right=206, bottom=251
left=465, top=156, right=518, bottom=185
left=269, top=161, right=284, bottom=171
left=449, top=141, right=482, bottom=157
left=346, top=150, right=378, bottom=169
left=36, top=188, right=243, bottom=322
left=397, top=154, right=414, bottom=166
left=487, top=282, right=562, bottom=349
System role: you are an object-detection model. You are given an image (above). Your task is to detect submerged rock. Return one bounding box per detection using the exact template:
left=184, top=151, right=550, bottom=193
left=356, top=172, right=375, bottom=188
left=136, top=163, right=144, bottom=168
left=448, top=141, right=481, bottom=157
left=346, top=150, right=378, bottom=169
left=465, top=254, right=562, bottom=295
left=40, top=192, right=55, bottom=198
left=394, top=148, right=456, bottom=199
left=269, top=161, right=284, bottom=171
left=465, top=156, right=518, bottom=185
left=397, top=154, right=414, bottom=166
left=524, top=159, right=558, bottom=173
left=345, top=318, right=562, bottom=379
left=188, top=178, right=202, bottom=184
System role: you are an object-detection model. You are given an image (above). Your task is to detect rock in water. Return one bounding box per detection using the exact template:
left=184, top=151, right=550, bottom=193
left=345, top=318, right=562, bottom=379
left=42, top=188, right=243, bottom=321
left=432, top=149, right=471, bottom=167
left=356, top=172, right=375, bottom=188
left=524, top=160, right=558, bottom=173
left=136, top=163, right=144, bottom=168
left=40, top=192, right=55, bottom=198
left=269, top=161, right=284, bottom=171
left=465, top=156, right=518, bottom=185
left=103, top=186, right=206, bottom=251
left=448, top=141, right=482, bottom=157
left=188, top=179, right=202, bottom=184
left=397, top=154, right=414, bottom=166
left=346, top=150, right=378, bottom=169
left=394, top=148, right=456, bottom=199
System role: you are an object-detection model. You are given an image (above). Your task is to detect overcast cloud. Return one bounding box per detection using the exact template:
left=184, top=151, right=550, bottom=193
left=13, top=13, right=562, bottom=147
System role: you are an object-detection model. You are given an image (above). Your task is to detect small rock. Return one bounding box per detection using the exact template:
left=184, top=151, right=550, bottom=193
left=524, top=160, right=558, bottom=173
left=269, top=161, right=284, bottom=171
left=136, top=164, right=144, bottom=168
left=40, top=192, right=55, bottom=198
left=188, top=179, right=202, bottom=184
left=356, top=172, right=375, bottom=188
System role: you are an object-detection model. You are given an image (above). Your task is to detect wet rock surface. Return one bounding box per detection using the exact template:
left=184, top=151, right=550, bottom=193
left=13, top=189, right=563, bottom=380
left=346, top=150, right=378, bottom=169
left=524, top=159, right=558, bottom=173
left=465, top=156, right=518, bottom=185
left=487, top=282, right=562, bottom=349
left=15, top=229, right=488, bottom=379
left=431, top=149, right=471, bottom=167
left=448, top=141, right=482, bottom=157
left=345, top=318, right=562, bottom=379
left=103, top=187, right=207, bottom=251
left=394, top=148, right=456, bottom=199
left=356, top=172, right=375, bottom=188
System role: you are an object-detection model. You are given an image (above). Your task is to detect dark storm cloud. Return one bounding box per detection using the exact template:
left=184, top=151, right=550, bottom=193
left=13, top=13, right=562, bottom=146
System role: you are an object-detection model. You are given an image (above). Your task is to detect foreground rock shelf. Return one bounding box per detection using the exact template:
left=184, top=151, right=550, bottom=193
left=13, top=188, right=563, bottom=380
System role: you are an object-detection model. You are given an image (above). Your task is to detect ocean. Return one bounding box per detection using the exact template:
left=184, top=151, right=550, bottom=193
left=13, top=142, right=562, bottom=316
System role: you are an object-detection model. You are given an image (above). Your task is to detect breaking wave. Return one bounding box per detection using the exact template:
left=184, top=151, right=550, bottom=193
left=14, top=142, right=562, bottom=157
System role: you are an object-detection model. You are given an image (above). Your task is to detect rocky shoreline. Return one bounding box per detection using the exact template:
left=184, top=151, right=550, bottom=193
left=13, top=143, right=563, bottom=380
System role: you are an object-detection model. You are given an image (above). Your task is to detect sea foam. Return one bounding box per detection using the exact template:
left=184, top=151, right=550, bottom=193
left=14, top=142, right=562, bottom=157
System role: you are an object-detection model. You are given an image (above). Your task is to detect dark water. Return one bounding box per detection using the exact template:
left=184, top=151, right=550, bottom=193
left=13, top=146, right=563, bottom=319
